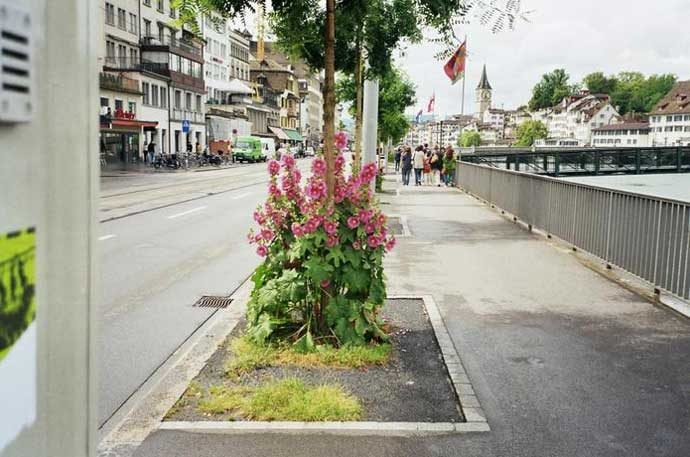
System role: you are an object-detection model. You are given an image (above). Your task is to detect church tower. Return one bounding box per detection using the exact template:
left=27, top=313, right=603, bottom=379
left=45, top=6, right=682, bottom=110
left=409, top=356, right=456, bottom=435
left=475, top=64, right=492, bottom=118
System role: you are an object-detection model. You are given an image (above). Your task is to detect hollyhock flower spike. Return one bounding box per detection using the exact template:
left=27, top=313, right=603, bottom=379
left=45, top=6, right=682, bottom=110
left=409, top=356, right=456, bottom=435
left=282, top=153, right=295, bottom=169
left=335, top=154, right=345, bottom=169
left=268, top=159, right=280, bottom=176
left=312, top=157, right=327, bottom=176
left=385, top=237, right=396, bottom=252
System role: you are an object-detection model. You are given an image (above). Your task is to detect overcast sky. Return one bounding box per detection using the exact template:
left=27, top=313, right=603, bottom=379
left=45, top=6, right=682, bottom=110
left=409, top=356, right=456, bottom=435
left=398, top=0, right=690, bottom=117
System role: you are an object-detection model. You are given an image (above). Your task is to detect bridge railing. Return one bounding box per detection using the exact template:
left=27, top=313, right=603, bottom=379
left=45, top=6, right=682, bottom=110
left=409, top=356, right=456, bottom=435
left=456, top=162, right=690, bottom=301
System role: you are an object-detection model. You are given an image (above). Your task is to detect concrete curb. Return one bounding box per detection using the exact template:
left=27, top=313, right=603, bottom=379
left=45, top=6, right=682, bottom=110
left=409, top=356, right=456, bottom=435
left=159, top=420, right=490, bottom=435
left=386, top=213, right=412, bottom=237
left=97, top=279, right=252, bottom=457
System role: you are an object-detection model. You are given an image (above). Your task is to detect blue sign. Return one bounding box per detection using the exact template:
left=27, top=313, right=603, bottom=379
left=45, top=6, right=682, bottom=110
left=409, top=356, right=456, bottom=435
left=182, top=120, right=190, bottom=133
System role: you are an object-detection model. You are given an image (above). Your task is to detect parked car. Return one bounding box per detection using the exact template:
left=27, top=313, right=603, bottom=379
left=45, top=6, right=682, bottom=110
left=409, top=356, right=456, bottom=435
left=233, top=136, right=266, bottom=163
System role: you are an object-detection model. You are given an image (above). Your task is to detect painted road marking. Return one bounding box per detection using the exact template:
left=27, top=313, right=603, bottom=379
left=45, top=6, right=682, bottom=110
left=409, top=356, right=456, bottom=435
left=168, top=206, right=207, bottom=219
left=232, top=192, right=252, bottom=200
left=99, top=234, right=117, bottom=241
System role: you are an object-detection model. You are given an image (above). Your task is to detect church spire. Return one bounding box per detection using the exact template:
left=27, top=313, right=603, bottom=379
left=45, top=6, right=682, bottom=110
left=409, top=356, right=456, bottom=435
left=477, top=64, right=492, bottom=90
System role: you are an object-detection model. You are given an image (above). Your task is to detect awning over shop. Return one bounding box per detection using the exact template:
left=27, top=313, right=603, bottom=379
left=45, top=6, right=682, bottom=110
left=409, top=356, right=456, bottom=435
left=269, top=126, right=290, bottom=141
left=283, top=129, right=303, bottom=142
left=110, top=119, right=158, bottom=129
left=213, top=78, right=253, bottom=94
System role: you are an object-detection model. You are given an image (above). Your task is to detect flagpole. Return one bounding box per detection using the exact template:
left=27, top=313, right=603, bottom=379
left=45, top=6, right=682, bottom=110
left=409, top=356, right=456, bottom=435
left=461, top=35, right=467, bottom=115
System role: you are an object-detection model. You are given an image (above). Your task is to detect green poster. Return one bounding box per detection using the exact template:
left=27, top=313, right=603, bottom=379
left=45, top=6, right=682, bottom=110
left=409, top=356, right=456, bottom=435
left=0, top=227, right=36, bottom=363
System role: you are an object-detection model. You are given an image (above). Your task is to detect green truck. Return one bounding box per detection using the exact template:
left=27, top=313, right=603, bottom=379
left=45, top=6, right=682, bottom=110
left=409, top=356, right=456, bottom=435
left=232, top=136, right=267, bottom=163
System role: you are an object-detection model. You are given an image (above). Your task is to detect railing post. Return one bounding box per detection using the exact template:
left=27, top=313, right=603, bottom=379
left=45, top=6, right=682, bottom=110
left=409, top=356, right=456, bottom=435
left=515, top=155, right=520, bottom=172
left=605, top=191, right=613, bottom=262
left=635, top=149, right=641, bottom=174
left=677, top=146, right=682, bottom=173
left=554, top=153, right=560, bottom=176
left=594, top=150, right=600, bottom=175
left=543, top=154, right=548, bottom=174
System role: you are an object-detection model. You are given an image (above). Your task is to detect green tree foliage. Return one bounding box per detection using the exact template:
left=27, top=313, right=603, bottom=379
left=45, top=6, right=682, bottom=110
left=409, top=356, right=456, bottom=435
left=337, top=67, right=416, bottom=145
left=515, top=119, right=547, bottom=146
left=528, top=69, right=577, bottom=111
left=458, top=131, right=481, bottom=147
left=583, top=71, right=617, bottom=95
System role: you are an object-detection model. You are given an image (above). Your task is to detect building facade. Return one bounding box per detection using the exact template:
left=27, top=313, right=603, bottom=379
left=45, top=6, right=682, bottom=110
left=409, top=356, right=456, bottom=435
left=649, top=80, right=690, bottom=146
left=592, top=122, right=651, bottom=147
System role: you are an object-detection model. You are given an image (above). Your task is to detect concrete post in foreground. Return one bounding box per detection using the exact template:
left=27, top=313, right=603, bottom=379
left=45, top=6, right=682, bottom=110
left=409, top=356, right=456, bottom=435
left=362, top=78, right=380, bottom=165
left=0, top=0, right=98, bottom=456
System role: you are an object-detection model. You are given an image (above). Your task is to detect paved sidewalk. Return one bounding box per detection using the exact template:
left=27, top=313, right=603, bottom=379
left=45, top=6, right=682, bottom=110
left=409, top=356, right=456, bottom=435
left=133, top=177, right=690, bottom=457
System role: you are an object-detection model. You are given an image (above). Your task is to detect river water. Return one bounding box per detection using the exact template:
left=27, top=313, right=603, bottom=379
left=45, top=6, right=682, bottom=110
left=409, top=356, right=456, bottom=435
left=564, top=174, right=690, bottom=203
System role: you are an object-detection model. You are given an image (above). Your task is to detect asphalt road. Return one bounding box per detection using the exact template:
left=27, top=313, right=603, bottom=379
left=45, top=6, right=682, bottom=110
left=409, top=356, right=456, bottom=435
left=97, top=162, right=309, bottom=429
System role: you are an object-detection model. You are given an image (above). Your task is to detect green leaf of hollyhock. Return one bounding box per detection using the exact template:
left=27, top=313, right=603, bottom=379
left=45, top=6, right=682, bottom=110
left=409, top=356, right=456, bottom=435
left=293, top=331, right=315, bottom=353
left=354, top=316, right=367, bottom=337
left=304, top=257, right=333, bottom=284
left=326, top=248, right=346, bottom=267
left=342, top=248, right=361, bottom=268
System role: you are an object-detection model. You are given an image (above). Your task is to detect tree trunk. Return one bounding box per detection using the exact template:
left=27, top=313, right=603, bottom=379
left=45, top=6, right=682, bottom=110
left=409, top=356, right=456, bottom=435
left=353, top=35, right=364, bottom=173
left=323, top=0, right=336, bottom=200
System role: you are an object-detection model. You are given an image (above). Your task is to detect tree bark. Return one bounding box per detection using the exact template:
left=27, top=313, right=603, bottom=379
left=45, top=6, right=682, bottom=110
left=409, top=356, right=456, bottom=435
left=353, top=35, right=364, bottom=173
left=323, top=0, right=336, bottom=200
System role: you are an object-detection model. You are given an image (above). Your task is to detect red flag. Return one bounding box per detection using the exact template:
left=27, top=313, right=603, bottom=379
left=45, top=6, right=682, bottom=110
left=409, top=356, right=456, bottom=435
left=427, top=94, right=435, bottom=113
left=444, top=41, right=467, bottom=85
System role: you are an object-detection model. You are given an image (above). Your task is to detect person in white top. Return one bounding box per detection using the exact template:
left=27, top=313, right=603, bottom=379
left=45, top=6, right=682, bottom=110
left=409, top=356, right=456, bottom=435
left=412, top=146, right=425, bottom=186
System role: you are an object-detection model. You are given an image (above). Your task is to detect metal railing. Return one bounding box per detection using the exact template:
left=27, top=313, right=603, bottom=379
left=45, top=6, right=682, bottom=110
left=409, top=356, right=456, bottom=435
left=140, top=35, right=202, bottom=57
left=456, top=162, right=690, bottom=300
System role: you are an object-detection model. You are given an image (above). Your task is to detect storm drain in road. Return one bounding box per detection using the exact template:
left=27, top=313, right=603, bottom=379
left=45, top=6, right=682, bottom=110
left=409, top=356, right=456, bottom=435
left=193, top=296, right=233, bottom=309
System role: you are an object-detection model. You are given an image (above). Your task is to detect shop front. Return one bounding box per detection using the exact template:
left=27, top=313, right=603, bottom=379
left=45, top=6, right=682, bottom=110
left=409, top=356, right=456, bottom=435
left=99, top=110, right=158, bottom=171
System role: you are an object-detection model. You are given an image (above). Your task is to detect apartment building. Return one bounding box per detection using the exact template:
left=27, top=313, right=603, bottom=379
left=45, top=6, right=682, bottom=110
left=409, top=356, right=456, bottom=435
left=649, top=80, right=690, bottom=146
left=592, top=122, right=651, bottom=147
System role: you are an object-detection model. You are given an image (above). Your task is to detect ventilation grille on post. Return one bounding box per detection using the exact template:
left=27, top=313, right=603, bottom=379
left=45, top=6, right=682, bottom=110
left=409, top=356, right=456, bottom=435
left=0, top=1, right=32, bottom=123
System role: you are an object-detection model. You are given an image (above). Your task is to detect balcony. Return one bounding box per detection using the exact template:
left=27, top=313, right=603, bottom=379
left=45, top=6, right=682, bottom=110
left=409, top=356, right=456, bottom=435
left=171, top=109, right=205, bottom=124
left=103, top=57, right=142, bottom=71
left=140, top=35, right=203, bottom=62
left=99, top=73, right=143, bottom=95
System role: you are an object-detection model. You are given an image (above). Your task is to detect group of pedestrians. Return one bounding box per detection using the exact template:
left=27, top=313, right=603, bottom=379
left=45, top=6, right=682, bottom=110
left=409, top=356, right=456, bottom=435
left=395, top=143, right=457, bottom=187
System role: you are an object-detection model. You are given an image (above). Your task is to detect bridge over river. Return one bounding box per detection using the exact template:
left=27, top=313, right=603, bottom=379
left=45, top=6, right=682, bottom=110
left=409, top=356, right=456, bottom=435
left=460, top=146, right=690, bottom=176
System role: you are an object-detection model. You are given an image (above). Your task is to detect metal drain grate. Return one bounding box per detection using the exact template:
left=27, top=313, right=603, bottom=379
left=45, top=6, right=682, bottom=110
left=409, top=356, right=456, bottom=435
left=193, top=296, right=233, bottom=309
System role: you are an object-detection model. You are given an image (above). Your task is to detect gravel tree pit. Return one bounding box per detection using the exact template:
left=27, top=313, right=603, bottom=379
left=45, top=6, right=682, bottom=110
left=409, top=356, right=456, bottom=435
left=166, top=298, right=464, bottom=423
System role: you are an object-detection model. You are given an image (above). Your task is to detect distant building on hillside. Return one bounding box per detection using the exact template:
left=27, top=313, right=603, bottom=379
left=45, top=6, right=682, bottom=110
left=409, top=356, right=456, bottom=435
left=592, top=121, right=651, bottom=147
left=649, top=80, right=690, bottom=146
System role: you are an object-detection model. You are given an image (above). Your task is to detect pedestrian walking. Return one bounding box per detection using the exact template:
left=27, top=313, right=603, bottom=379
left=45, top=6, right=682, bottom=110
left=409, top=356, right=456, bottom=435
left=401, top=146, right=413, bottom=186
left=423, top=153, right=433, bottom=185
left=147, top=141, right=156, bottom=165
left=394, top=148, right=402, bottom=172
left=442, top=146, right=457, bottom=187
left=430, top=146, right=443, bottom=186
left=413, top=146, right=425, bottom=186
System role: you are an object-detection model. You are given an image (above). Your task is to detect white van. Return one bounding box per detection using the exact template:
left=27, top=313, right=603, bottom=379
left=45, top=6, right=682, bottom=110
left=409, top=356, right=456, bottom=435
left=260, top=138, right=276, bottom=159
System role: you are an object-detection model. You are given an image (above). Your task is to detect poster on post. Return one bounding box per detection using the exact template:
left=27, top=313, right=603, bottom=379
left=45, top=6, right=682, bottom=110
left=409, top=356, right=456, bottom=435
left=0, top=227, right=37, bottom=452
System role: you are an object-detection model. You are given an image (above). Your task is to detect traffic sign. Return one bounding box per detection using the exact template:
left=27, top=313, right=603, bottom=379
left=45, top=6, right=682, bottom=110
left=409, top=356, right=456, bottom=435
left=182, top=120, right=190, bottom=133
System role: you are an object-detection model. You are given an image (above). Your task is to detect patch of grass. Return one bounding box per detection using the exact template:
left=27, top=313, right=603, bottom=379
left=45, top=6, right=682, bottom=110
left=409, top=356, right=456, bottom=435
left=198, top=378, right=361, bottom=421
left=165, top=381, right=203, bottom=419
left=225, top=336, right=391, bottom=377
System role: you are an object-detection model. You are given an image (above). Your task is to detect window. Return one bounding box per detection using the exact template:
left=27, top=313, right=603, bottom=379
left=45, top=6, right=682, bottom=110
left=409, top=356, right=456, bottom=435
left=185, top=92, right=192, bottom=110
left=157, top=0, right=164, bottom=13
left=171, top=54, right=181, bottom=72
left=115, top=99, right=123, bottom=111
left=160, top=87, right=167, bottom=108
left=117, top=44, right=127, bottom=59
left=100, top=97, right=109, bottom=108
left=685, top=115, right=690, bottom=121
left=170, top=7, right=176, bottom=19
left=142, top=82, right=150, bottom=105
left=174, top=90, right=182, bottom=109
left=196, top=95, right=202, bottom=112
left=633, top=139, right=637, bottom=145
left=151, top=84, right=159, bottom=106
left=667, top=115, right=673, bottom=122
left=674, top=126, right=683, bottom=132
left=674, top=115, right=683, bottom=122
left=106, top=40, right=115, bottom=58
left=143, top=0, right=151, bottom=6
left=129, top=13, right=137, bottom=34
left=105, top=3, right=115, bottom=25
left=158, top=24, right=165, bottom=43
left=144, top=19, right=151, bottom=37
left=129, top=48, right=138, bottom=63
left=685, top=126, right=690, bottom=132
left=128, top=101, right=136, bottom=114
left=665, top=126, right=673, bottom=132
left=117, top=8, right=126, bottom=30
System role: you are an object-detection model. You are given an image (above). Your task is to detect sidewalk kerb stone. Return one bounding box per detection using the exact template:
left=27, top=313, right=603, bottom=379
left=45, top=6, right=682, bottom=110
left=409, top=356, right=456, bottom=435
left=159, top=421, right=468, bottom=435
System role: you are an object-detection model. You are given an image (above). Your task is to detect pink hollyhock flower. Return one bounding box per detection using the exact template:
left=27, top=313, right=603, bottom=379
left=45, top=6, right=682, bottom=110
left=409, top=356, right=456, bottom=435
left=358, top=209, right=372, bottom=223
left=254, top=234, right=263, bottom=243
left=291, top=222, right=304, bottom=237
left=304, top=217, right=321, bottom=233
left=293, top=169, right=302, bottom=182
left=360, top=162, right=378, bottom=183
left=253, top=211, right=265, bottom=225
left=256, top=245, right=268, bottom=257
left=324, top=220, right=337, bottom=235
left=261, top=229, right=274, bottom=241
left=268, top=183, right=281, bottom=197
left=312, top=157, right=327, bottom=176
left=365, top=223, right=375, bottom=234
left=282, top=154, right=295, bottom=168
left=320, top=279, right=331, bottom=288
left=353, top=240, right=361, bottom=250
left=335, top=131, right=348, bottom=150
left=367, top=235, right=380, bottom=248
left=306, top=181, right=326, bottom=200
left=335, top=154, right=345, bottom=169
left=347, top=216, right=360, bottom=229
left=268, top=160, right=280, bottom=176
left=385, top=237, right=396, bottom=252
left=326, top=235, right=339, bottom=248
